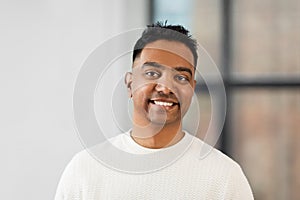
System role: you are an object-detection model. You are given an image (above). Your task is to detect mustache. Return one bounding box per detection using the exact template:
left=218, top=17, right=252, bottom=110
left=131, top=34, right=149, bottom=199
left=149, top=93, right=179, bottom=103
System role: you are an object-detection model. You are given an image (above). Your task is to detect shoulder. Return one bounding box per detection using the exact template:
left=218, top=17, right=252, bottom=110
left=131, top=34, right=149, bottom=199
left=55, top=148, right=109, bottom=197
left=186, top=135, right=253, bottom=199
left=183, top=135, right=245, bottom=177
left=187, top=135, right=237, bottom=165
left=59, top=149, right=102, bottom=180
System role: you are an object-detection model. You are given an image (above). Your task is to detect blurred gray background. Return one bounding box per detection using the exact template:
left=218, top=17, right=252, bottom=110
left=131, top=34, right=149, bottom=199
left=0, top=0, right=147, bottom=199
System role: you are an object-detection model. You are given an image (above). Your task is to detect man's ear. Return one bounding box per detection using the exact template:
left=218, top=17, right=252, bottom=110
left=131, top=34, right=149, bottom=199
left=125, top=72, right=133, bottom=98
left=193, top=79, right=197, bottom=90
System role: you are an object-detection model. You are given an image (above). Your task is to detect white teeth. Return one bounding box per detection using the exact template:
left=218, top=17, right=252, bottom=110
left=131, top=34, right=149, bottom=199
left=154, top=101, right=173, bottom=106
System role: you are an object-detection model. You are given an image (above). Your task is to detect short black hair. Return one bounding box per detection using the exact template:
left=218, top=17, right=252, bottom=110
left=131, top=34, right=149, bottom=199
left=132, top=21, right=198, bottom=67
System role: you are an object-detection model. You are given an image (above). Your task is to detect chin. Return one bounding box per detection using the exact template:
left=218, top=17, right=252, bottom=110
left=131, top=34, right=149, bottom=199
left=149, top=116, right=180, bottom=126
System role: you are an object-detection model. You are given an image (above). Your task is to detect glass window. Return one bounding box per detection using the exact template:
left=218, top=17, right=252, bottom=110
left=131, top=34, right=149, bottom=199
left=232, top=0, right=300, bottom=76
left=232, top=89, right=300, bottom=200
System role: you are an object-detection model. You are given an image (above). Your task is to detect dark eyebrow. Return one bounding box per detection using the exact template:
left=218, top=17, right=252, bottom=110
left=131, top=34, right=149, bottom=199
left=142, top=62, right=193, bottom=77
left=174, top=67, right=193, bottom=77
left=142, top=62, right=164, bottom=69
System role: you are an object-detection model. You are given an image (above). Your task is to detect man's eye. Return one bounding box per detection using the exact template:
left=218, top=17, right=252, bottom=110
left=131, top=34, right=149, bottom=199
left=145, top=71, right=160, bottom=77
left=175, top=75, right=189, bottom=82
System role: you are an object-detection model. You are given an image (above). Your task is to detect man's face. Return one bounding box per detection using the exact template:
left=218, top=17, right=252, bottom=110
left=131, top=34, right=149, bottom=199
left=126, top=39, right=196, bottom=127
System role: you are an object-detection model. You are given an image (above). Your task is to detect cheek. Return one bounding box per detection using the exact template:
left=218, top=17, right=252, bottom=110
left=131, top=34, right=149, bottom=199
left=179, top=88, right=194, bottom=105
left=131, top=83, right=153, bottom=101
left=131, top=75, right=149, bottom=92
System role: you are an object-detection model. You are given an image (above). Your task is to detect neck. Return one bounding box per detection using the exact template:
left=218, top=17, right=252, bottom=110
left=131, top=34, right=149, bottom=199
left=131, top=122, right=184, bottom=149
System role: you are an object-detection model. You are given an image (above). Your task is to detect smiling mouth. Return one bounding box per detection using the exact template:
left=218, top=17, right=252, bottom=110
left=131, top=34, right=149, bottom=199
left=148, top=99, right=179, bottom=107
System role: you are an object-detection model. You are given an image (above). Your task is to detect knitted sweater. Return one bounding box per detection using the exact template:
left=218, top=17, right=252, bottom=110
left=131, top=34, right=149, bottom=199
left=55, top=132, right=253, bottom=200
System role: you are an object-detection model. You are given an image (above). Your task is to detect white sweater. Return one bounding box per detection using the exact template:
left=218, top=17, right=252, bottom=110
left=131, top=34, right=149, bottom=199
left=55, top=132, right=254, bottom=200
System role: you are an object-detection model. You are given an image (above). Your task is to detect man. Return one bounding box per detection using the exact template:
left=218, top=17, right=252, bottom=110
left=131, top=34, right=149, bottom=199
left=55, top=22, right=254, bottom=199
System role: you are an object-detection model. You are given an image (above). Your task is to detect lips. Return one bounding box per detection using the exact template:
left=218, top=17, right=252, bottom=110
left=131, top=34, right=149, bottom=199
left=153, top=100, right=173, bottom=106
left=148, top=98, right=179, bottom=108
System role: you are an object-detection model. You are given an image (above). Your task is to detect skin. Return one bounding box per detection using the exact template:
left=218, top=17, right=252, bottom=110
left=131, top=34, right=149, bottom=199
left=125, top=40, right=196, bottom=149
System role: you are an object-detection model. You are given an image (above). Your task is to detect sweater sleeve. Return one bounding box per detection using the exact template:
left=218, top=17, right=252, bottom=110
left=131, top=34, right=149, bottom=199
left=224, top=163, right=254, bottom=200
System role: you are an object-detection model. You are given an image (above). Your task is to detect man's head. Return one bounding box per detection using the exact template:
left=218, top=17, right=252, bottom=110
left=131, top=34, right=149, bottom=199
left=126, top=22, right=198, bottom=128
left=132, top=21, right=198, bottom=67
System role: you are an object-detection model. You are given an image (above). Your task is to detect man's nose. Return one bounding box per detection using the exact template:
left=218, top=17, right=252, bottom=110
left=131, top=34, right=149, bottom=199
left=155, top=75, right=174, bottom=94
left=155, top=83, right=173, bottom=94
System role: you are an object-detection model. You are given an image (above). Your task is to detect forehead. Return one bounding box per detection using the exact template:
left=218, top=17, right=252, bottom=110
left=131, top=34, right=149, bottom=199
left=135, top=40, right=195, bottom=70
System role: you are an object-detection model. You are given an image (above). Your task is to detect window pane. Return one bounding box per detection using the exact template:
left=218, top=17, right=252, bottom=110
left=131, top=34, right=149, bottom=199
left=232, top=0, right=300, bottom=75
left=153, top=0, right=194, bottom=30
left=192, top=0, right=222, bottom=71
left=232, top=89, right=300, bottom=200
